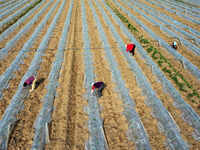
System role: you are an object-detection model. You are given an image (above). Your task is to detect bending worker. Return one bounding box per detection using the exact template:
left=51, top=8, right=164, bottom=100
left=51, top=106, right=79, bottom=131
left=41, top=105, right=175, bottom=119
left=91, top=81, right=105, bottom=97
left=23, top=75, right=37, bottom=92
left=126, top=43, right=136, bottom=56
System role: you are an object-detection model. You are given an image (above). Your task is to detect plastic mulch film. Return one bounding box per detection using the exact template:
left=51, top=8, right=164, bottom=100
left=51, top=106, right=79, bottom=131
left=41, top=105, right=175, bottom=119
left=0, top=0, right=41, bottom=30
left=0, top=0, right=45, bottom=42
left=31, top=0, right=72, bottom=149
left=145, top=0, right=200, bottom=25
left=0, top=0, right=53, bottom=100
left=102, top=0, right=190, bottom=149
left=0, top=0, right=19, bottom=9
left=127, top=0, right=200, bottom=55
left=82, top=1, right=109, bottom=149
left=90, top=0, right=152, bottom=149
left=0, top=0, right=24, bottom=14
left=117, top=0, right=200, bottom=142
left=155, top=0, right=200, bottom=18
left=0, top=0, right=30, bottom=18
left=0, top=0, right=51, bottom=59
left=0, top=0, right=61, bottom=149
left=141, top=0, right=200, bottom=37
left=114, top=0, right=200, bottom=80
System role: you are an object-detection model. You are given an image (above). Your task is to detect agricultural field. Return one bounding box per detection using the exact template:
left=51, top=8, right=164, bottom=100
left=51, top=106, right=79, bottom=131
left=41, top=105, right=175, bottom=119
left=0, top=0, right=199, bottom=149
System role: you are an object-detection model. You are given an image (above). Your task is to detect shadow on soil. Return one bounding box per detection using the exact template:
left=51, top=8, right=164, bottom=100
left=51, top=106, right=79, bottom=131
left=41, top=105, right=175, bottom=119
left=35, top=78, right=45, bottom=89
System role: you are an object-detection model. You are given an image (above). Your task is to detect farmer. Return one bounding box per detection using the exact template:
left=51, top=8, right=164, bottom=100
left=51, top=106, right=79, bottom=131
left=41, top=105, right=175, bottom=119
left=91, top=81, right=105, bottom=97
left=23, top=75, right=37, bottom=92
left=171, top=41, right=177, bottom=50
left=126, top=43, right=136, bottom=56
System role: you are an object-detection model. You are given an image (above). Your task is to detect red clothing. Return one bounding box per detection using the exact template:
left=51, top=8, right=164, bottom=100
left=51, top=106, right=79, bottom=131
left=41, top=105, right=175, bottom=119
left=126, top=44, right=135, bottom=52
left=24, top=76, right=35, bottom=85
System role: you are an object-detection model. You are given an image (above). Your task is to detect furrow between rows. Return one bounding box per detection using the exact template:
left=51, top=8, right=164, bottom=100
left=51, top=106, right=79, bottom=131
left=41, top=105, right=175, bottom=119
left=0, top=0, right=63, bottom=148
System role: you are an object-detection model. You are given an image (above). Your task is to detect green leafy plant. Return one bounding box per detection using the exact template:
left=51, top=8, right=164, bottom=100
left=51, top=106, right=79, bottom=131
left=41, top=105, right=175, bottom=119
left=106, top=2, right=200, bottom=103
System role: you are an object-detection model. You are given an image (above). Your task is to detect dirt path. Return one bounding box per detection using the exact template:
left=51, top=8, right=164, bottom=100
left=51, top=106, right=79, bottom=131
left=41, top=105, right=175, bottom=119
left=97, top=0, right=169, bottom=149
left=0, top=0, right=59, bottom=120
left=110, top=0, right=200, bottom=112
left=0, top=0, right=199, bottom=149
left=0, top=0, right=54, bottom=75
left=134, top=54, right=200, bottom=149
left=139, top=0, right=200, bottom=37
left=7, top=0, right=65, bottom=149
left=125, top=0, right=200, bottom=67
left=46, top=0, right=88, bottom=149
left=84, top=0, right=136, bottom=149
left=0, top=1, right=30, bottom=22
left=106, top=0, right=200, bottom=149
left=142, top=0, right=200, bottom=32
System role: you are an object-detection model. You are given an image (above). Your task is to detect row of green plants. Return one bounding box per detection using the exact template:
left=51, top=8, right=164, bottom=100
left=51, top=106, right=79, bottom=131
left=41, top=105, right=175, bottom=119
left=0, top=0, right=42, bottom=34
left=106, top=1, right=200, bottom=103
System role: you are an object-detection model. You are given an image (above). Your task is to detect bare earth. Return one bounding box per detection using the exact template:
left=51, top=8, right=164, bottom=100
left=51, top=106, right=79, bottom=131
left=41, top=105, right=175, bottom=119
left=0, top=0, right=199, bottom=149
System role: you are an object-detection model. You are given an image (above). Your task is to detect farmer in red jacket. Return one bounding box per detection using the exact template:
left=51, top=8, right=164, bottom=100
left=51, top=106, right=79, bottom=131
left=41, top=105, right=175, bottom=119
left=23, top=75, right=37, bottom=92
left=91, top=81, right=105, bottom=97
left=126, top=43, right=136, bottom=56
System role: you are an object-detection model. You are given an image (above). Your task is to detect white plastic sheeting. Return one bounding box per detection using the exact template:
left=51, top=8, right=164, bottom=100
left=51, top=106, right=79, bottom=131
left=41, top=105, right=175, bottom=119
left=0, top=0, right=61, bottom=149
left=31, top=0, right=73, bottom=149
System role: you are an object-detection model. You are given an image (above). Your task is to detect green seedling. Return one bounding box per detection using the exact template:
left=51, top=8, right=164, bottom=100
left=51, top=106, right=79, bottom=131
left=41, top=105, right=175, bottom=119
left=140, top=38, right=149, bottom=44
left=157, top=55, right=167, bottom=67
left=107, top=4, right=200, bottom=101
left=146, top=46, right=154, bottom=53
left=151, top=49, right=160, bottom=60
left=128, top=24, right=138, bottom=32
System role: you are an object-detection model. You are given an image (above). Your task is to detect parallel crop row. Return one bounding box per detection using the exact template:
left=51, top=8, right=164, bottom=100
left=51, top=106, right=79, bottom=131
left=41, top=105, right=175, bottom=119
left=0, top=0, right=24, bottom=14
left=131, top=0, right=200, bottom=42
left=156, top=0, right=200, bottom=19
left=145, top=0, right=200, bottom=25
left=0, top=0, right=18, bottom=9
left=102, top=1, right=192, bottom=149
left=106, top=0, right=200, bottom=142
left=106, top=0, right=200, bottom=103
left=88, top=0, right=152, bottom=149
left=0, top=0, right=42, bottom=34
left=172, top=0, right=200, bottom=10
left=0, top=0, right=55, bottom=100
left=82, top=1, right=109, bottom=149
left=129, top=0, right=200, bottom=49
left=158, top=0, right=200, bottom=15
left=0, top=0, right=62, bottom=149
left=112, top=0, right=200, bottom=82
left=0, top=0, right=30, bottom=19
left=31, top=0, right=72, bottom=149
left=0, top=0, right=45, bottom=43
left=0, top=0, right=199, bottom=149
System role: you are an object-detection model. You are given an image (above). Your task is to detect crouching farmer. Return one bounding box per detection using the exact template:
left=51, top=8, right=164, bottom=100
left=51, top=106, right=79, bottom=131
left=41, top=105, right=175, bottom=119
left=23, top=75, right=37, bottom=92
left=171, top=41, right=177, bottom=50
left=91, top=82, right=105, bottom=97
left=126, top=43, right=136, bottom=56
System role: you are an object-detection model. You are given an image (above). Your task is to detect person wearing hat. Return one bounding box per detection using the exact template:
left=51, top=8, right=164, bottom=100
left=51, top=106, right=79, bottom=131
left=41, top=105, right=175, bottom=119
left=126, top=43, right=136, bottom=56
left=172, top=41, right=177, bottom=49
left=23, top=75, right=37, bottom=92
left=91, top=81, right=105, bottom=97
